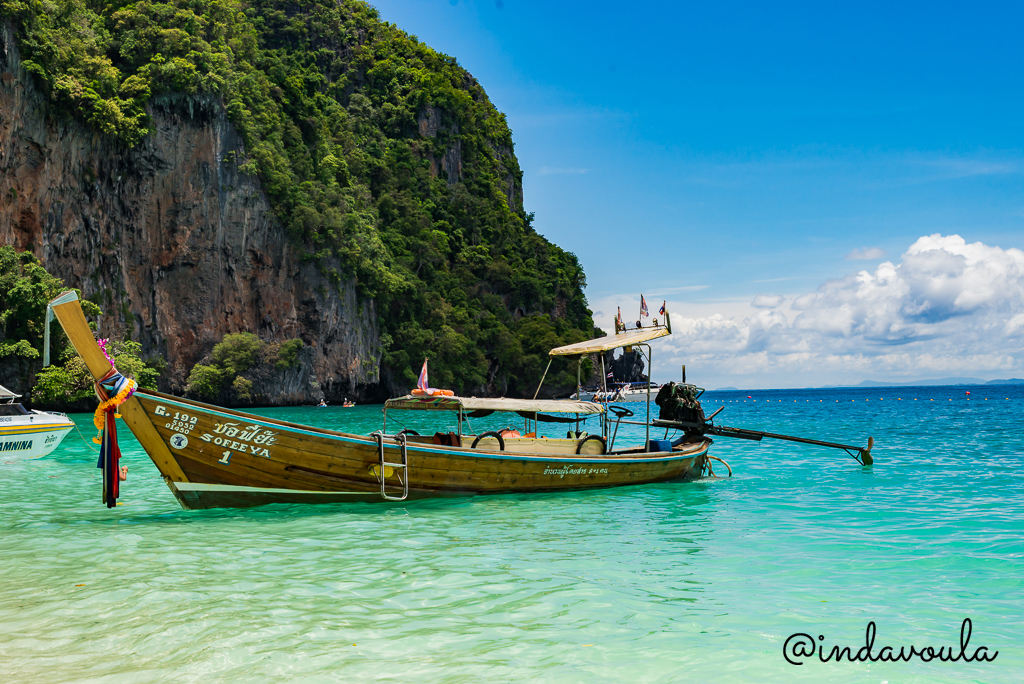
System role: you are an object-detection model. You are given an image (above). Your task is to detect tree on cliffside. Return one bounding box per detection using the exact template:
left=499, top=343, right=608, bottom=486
left=2, top=0, right=596, bottom=396
left=0, top=245, right=66, bottom=363
left=185, top=333, right=306, bottom=405
left=0, top=246, right=158, bottom=407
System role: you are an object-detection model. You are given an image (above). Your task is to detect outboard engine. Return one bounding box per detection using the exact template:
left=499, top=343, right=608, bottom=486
left=655, top=382, right=706, bottom=425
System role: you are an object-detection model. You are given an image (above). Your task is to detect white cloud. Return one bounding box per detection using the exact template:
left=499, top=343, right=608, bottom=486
left=1007, top=313, right=1024, bottom=336
left=752, top=294, right=784, bottom=308
left=596, top=235, right=1024, bottom=386
left=845, top=246, right=887, bottom=260
left=658, top=285, right=709, bottom=294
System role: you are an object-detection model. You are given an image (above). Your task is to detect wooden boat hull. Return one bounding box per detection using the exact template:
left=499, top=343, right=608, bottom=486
left=138, top=390, right=708, bottom=509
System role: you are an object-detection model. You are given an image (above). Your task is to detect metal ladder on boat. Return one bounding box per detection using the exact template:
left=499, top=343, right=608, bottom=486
left=372, top=431, right=409, bottom=501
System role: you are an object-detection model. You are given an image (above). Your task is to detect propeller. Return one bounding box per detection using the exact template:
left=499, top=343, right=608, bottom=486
left=860, top=436, right=874, bottom=466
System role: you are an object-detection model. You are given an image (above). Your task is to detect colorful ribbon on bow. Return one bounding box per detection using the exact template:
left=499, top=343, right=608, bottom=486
left=93, top=365, right=137, bottom=508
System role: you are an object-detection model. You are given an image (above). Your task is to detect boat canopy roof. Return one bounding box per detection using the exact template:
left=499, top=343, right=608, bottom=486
left=0, top=384, right=21, bottom=400
left=548, top=326, right=670, bottom=356
left=384, top=395, right=604, bottom=415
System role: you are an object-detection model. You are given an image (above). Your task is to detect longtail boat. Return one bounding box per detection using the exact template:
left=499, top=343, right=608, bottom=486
left=49, top=292, right=719, bottom=510
left=49, top=291, right=873, bottom=510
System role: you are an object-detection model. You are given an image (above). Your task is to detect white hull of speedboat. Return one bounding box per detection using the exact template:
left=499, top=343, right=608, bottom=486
left=0, top=410, right=75, bottom=459
left=574, top=387, right=661, bottom=403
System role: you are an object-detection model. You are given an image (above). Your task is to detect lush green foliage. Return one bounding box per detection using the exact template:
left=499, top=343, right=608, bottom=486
left=210, top=332, right=263, bottom=377
left=109, top=339, right=161, bottom=390
left=33, top=340, right=159, bottom=404
left=30, top=352, right=93, bottom=404
left=2, top=246, right=61, bottom=359
left=183, top=362, right=226, bottom=401
left=2, top=0, right=595, bottom=394
left=185, top=332, right=303, bottom=402
left=0, top=245, right=99, bottom=361
left=275, top=338, right=303, bottom=371
left=0, top=246, right=158, bottom=404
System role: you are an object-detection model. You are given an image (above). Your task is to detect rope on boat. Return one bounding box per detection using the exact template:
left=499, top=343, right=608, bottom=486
left=704, top=454, right=732, bottom=478
left=72, top=420, right=98, bottom=454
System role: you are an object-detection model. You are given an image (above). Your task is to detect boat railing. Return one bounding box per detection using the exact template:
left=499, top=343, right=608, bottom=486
left=33, top=410, right=68, bottom=417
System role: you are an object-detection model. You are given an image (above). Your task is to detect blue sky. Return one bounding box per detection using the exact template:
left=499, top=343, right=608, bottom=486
left=372, top=0, right=1024, bottom=388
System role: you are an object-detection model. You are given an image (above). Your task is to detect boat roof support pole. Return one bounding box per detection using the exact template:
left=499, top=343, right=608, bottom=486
left=532, top=358, right=553, bottom=400
left=600, top=353, right=608, bottom=441
left=645, top=344, right=652, bottom=450
left=576, top=356, right=583, bottom=435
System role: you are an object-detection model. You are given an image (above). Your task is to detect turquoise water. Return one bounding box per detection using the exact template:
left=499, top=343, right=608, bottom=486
left=1, top=385, right=1021, bottom=683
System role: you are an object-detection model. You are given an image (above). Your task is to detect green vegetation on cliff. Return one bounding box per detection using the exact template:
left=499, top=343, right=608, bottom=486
left=2, top=0, right=594, bottom=395
left=185, top=332, right=304, bottom=403
left=0, top=245, right=70, bottom=362
left=0, top=245, right=157, bottom=406
left=34, top=340, right=159, bottom=405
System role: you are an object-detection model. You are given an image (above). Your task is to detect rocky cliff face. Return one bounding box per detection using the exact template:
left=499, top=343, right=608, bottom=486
left=0, top=22, right=381, bottom=403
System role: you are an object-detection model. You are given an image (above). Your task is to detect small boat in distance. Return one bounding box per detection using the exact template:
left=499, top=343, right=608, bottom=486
left=0, top=384, right=74, bottom=459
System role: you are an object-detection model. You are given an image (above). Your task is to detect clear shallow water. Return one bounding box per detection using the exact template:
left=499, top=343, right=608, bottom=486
left=1, top=385, right=1022, bottom=683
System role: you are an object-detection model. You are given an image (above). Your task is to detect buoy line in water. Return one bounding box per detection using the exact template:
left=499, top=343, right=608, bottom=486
left=709, top=396, right=1011, bottom=404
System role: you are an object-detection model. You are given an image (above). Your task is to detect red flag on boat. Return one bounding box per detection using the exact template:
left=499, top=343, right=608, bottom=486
left=659, top=300, right=666, bottom=316
left=616, top=307, right=623, bottom=326
left=417, top=359, right=429, bottom=393
left=640, top=295, right=649, bottom=318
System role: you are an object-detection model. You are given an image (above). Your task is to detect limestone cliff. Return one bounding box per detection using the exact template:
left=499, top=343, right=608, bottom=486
left=0, top=22, right=381, bottom=403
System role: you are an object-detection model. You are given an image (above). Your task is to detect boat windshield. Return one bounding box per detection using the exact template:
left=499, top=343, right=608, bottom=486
left=0, top=383, right=22, bottom=402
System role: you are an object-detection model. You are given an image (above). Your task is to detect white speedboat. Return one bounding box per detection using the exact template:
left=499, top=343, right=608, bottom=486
left=0, top=384, right=75, bottom=459
left=574, top=382, right=662, bottom=403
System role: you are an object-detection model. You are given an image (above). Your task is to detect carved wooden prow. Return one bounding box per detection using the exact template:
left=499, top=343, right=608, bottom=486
left=49, top=291, right=189, bottom=483
left=49, top=291, right=112, bottom=379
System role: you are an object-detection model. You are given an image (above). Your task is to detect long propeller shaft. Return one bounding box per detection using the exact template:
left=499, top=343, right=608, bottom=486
left=653, top=419, right=874, bottom=465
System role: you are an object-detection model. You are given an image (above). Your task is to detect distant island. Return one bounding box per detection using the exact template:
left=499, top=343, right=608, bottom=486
left=848, top=377, right=1024, bottom=388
